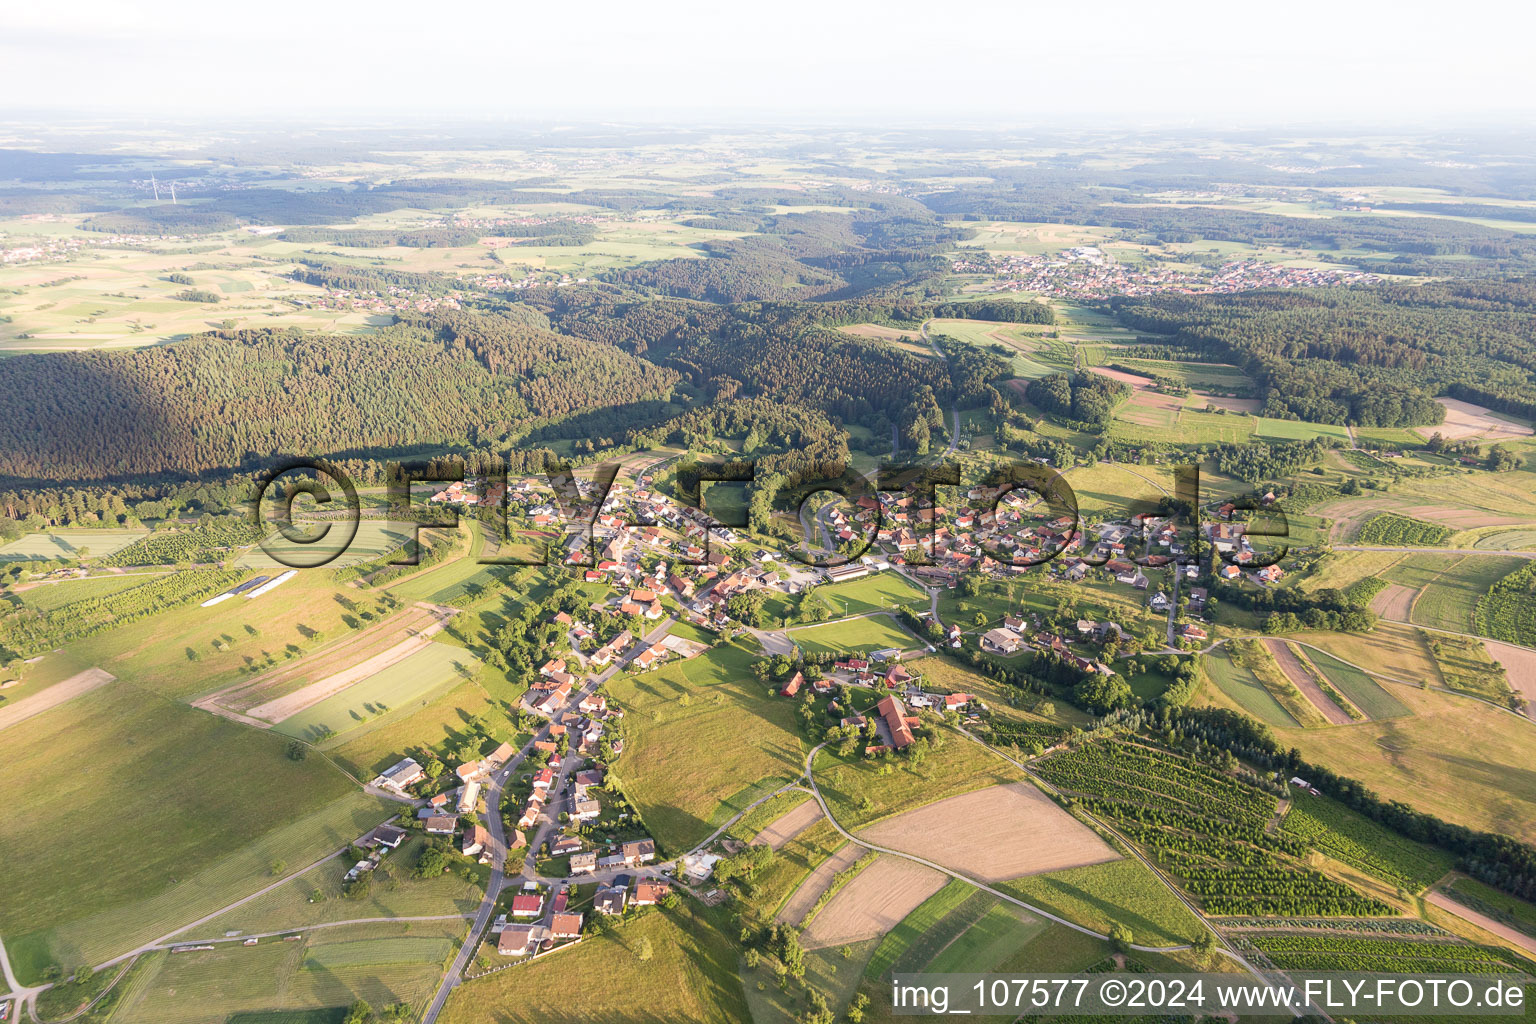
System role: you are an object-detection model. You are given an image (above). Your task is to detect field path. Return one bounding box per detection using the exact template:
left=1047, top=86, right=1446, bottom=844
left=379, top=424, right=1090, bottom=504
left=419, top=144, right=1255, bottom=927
left=1263, top=639, right=1353, bottom=725
left=0, top=667, right=114, bottom=732
left=244, top=613, right=454, bottom=724
left=1426, top=889, right=1536, bottom=957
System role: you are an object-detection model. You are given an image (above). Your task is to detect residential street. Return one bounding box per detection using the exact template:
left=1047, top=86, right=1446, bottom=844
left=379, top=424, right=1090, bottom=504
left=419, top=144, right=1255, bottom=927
left=420, top=614, right=678, bottom=1024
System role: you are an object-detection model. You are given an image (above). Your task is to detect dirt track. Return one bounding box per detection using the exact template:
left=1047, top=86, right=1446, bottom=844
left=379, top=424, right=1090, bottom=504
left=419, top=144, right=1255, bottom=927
left=243, top=612, right=453, bottom=723
left=800, top=856, right=947, bottom=949
left=1426, top=889, right=1536, bottom=957
left=1264, top=638, right=1354, bottom=725
left=855, top=782, right=1118, bottom=882
left=0, top=667, right=115, bottom=732
left=194, top=604, right=448, bottom=716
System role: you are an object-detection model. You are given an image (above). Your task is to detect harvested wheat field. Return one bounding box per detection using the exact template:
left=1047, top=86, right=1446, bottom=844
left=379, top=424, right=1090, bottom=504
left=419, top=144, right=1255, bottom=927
left=1264, top=639, right=1352, bottom=725
left=1415, top=398, right=1533, bottom=442
left=855, top=782, right=1117, bottom=883
left=800, top=856, right=947, bottom=949
left=1371, top=583, right=1418, bottom=621
left=1091, top=366, right=1156, bottom=388
left=755, top=800, right=824, bottom=850
left=1483, top=639, right=1536, bottom=723
left=776, top=843, right=860, bottom=925
left=838, top=323, right=922, bottom=341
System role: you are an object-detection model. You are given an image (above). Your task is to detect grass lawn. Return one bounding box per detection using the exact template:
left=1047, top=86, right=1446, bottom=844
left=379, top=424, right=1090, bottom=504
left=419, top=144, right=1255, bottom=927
left=858, top=922, right=1117, bottom=1024
left=752, top=820, right=847, bottom=918
left=926, top=900, right=1045, bottom=973
left=0, top=679, right=385, bottom=977
left=813, top=726, right=1024, bottom=830
left=999, top=856, right=1205, bottom=947
left=237, top=519, right=414, bottom=571
left=1303, top=648, right=1410, bottom=719
left=69, top=571, right=394, bottom=699
left=605, top=641, right=808, bottom=852
left=789, top=614, right=921, bottom=657
left=181, top=835, right=483, bottom=939
left=1411, top=555, right=1526, bottom=633
left=805, top=572, right=929, bottom=618
left=1295, top=622, right=1444, bottom=690
left=327, top=676, right=525, bottom=778
left=1254, top=417, right=1352, bottom=443
left=0, top=528, right=148, bottom=561
left=864, top=879, right=975, bottom=979
left=109, top=921, right=458, bottom=1024
left=439, top=902, right=748, bottom=1024
left=273, top=641, right=482, bottom=742
left=1273, top=684, right=1536, bottom=844
left=743, top=938, right=878, bottom=1024
left=1203, top=647, right=1295, bottom=727
left=1423, top=630, right=1513, bottom=704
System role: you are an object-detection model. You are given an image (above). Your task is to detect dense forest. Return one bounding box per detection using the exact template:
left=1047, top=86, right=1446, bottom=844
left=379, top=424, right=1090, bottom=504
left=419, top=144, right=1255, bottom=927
left=1112, top=278, right=1536, bottom=425
left=0, top=314, right=677, bottom=482
left=1025, top=372, right=1130, bottom=427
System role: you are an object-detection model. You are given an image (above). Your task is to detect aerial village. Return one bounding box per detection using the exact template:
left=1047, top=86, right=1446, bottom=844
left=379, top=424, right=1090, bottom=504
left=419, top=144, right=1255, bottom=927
left=342, top=456, right=1278, bottom=962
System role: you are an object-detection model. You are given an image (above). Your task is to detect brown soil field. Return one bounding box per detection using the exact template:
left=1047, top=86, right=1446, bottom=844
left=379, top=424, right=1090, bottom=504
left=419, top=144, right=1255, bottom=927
left=1196, top=394, right=1263, bottom=414
left=776, top=843, right=860, bottom=925
left=1482, top=639, right=1536, bottom=723
left=1264, top=639, right=1353, bottom=725
left=1090, top=366, right=1156, bottom=388
left=1370, top=583, right=1418, bottom=621
left=195, top=604, right=448, bottom=715
left=1415, top=398, right=1534, bottom=442
left=799, top=856, right=948, bottom=949
left=838, top=323, right=923, bottom=342
left=1394, top=505, right=1529, bottom=530
left=1312, top=496, right=1525, bottom=540
left=755, top=800, right=824, bottom=850
left=0, top=667, right=114, bottom=732
left=1426, top=889, right=1536, bottom=957
left=1127, top=389, right=1185, bottom=413
left=854, top=782, right=1118, bottom=883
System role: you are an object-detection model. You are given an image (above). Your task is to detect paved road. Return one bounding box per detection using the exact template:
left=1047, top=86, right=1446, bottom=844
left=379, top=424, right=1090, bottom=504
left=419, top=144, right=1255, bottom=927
left=420, top=614, right=678, bottom=1024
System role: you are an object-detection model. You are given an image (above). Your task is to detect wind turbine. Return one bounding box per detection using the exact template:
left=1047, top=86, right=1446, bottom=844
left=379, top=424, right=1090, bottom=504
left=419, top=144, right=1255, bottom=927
left=169, top=181, right=177, bottom=204
left=151, top=174, right=160, bottom=201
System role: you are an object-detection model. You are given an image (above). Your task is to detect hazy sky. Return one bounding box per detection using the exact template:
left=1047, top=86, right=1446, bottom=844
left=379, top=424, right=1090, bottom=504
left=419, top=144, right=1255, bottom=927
left=4, top=0, right=1533, bottom=124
